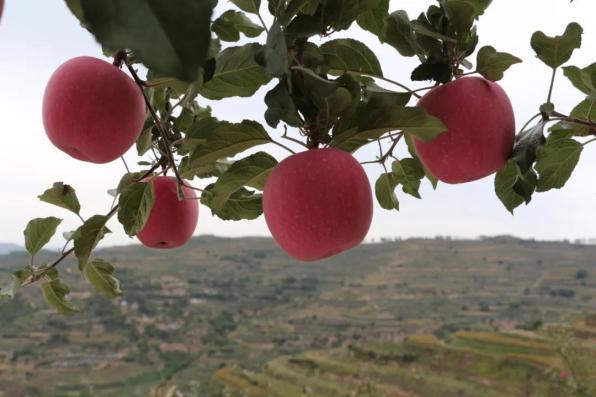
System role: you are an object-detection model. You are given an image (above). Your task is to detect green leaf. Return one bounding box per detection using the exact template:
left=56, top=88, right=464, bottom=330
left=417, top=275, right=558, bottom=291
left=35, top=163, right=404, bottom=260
left=73, top=215, right=111, bottom=269
left=454, top=0, right=492, bottom=15
left=41, top=279, right=79, bottom=315
left=24, top=217, right=62, bottom=256
left=230, top=0, right=261, bottom=14
left=411, top=21, right=457, bottom=44
left=38, top=182, right=82, bottom=216
left=136, top=127, right=154, bottom=156
left=181, top=120, right=272, bottom=178
left=202, top=44, right=271, bottom=99
left=411, top=57, right=452, bottom=84
left=365, top=82, right=412, bottom=107
left=201, top=185, right=263, bottom=221
left=563, top=63, right=596, bottom=96
left=553, top=99, right=596, bottom=137
left=530, top=22, right=583, bottom=69
left=79, top=0, right=214, bottom=82
left=476, top=46, right=522, bottom=82
left=117, top=182, right=155, bottom=236
left=375, top=173, right=399, bottom=210
left=535, top=137, right=583, bottom=192
left=117, top=171, right=152, bottom=193
left=494, top=160, right=525, bottom=214
left=510, top=120, right=547, bottom=173
left=357, top=0, right=389, bottom=39
left=404, top=133, right=438, bottom=189
left=83, top=259, right=122, bottom=299
left=384, top=10, right=419, bottom=57
left=316, top=87, right=354, bottom=133
left=212, top=10, right=264, bottom=42
left=321, top=39, right=383, bottom=77
left=12, top=267, right=35, bottom=287
left=392, top=158, right=425, bottom=198
left=268, top=0, right=287, bottom=18
left=443, top=0, right=475, bottom=36
left=65, top=0, right=84, bottom=21
left=316, top=0, right=375, bottom=32
left=208, top=152, right=277, bottom=211
left=264, top=82, right=302, bottom=128
left=179, top=117, right=220, bottom=154
left=299, top=0, right=320, bottom=15
left=333, top=105, right=446, bottom=146
left=512, top=168, right=537, bottom=204
left=264, top=22, right=289, bottom=78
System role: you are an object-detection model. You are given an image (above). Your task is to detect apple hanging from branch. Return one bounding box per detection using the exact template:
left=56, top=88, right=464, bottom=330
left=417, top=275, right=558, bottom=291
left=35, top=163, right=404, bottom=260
left=137, top=176, right=199, bottom=249
left=413, top=77, right=516, bottom=184
left=43, top=56, right=146, bottom=164
left=263, top=148, right=373, bottom=261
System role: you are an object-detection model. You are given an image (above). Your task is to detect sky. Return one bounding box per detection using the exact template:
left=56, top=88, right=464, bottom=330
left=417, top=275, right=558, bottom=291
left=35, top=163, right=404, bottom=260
left=0, top=0, right=595, bottom=248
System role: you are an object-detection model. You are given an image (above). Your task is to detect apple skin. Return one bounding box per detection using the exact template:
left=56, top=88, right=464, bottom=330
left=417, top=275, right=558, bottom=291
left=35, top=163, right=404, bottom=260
left=137, top=176, right=199, bottom=249
left=413, top=76, right=515, bottom=184
left=263, top=148, right=373, bottom=262
left=43, top=56, right=146, bottom=164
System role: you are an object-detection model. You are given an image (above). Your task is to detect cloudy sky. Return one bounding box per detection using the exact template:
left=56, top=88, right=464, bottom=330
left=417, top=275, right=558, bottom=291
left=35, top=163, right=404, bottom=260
left=0, top=0, right=595, bottom=248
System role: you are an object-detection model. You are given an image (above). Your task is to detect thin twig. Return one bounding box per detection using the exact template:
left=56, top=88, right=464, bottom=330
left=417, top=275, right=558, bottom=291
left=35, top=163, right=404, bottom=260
left=32, top=162, right=163, bottom=278
left=121, top=156, right=131, bottom=173
left=257, top=12, right=269, bottom=33
left=282, top=126, right=309, bottom=148
left=125, top=61, right=188, bottom=197
left=546, top=67, right=557, bottom=104
left=346, top=71, right=422, bottom=99
left=360, top=133, right=404, bottom=165
left=270, top=139, right=297, bottom=154
left=551, top=112, right=596, bottom=130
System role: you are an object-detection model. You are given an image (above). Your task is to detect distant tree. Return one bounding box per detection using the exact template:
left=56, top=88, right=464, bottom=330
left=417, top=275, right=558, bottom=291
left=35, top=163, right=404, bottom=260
left=575, top=270, right=588, bottom=280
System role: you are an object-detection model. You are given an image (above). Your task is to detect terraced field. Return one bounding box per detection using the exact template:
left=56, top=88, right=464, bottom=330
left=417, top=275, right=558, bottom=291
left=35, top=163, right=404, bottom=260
left=211, top=321, right=596, bottom=396
left=0, top=236, right=595, bottom=396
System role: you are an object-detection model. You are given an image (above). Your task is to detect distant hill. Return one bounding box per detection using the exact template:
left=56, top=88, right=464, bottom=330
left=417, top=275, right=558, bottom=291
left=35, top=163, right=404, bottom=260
left=0, top=243, right=21, bottom=255
left=0, top=235, right=594, bottom=396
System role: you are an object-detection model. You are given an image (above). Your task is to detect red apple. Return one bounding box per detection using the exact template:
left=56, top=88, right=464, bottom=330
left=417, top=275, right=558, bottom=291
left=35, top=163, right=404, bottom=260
left=263, top=148, right=373, bottom=261
left=0, top=0, right=4, bottom=20
left=43, top=56, right=145, bottom=164
left=413, top=76, right=515, bottom=184
left=137, top=176, right=199, bottom=249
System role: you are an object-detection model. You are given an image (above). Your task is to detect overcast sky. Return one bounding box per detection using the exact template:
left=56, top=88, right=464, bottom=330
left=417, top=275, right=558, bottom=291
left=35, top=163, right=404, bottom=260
left=0, top=0, right=595, bottom=248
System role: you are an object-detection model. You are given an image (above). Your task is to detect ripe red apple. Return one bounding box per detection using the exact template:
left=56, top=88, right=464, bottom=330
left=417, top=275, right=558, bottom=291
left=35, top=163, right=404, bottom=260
left=413, top=76, right=515, bottom=184
left=263, top=148, right=373, bottom=261
left=137, top=176, right=199, bottom=249
left=43, top=56, right=145, bottom=164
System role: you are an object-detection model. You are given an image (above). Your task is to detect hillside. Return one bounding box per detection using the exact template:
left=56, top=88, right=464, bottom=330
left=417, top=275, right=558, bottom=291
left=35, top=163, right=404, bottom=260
left=0, top=243, right=21, bottom=255
left=0, top=236, right=594, bottom=396
left=211, top=319, right=596, bottom=396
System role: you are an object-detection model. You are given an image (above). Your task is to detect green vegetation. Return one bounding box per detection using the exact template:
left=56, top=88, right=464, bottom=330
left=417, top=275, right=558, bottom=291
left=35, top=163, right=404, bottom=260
left=0, top=236, right=595, bottom=396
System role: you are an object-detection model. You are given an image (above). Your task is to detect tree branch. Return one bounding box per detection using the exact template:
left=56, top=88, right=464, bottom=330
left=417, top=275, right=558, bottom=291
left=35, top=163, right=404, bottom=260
left=124, top=60, right=189, bottom=198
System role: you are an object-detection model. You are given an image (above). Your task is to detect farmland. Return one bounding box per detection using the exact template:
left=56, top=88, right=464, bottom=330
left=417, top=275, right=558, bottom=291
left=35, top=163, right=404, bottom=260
left=0, top=235, right=594, bottom=396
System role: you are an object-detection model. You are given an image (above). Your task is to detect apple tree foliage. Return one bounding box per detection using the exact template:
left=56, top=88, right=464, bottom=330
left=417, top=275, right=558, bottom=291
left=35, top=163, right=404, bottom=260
left=1, top=0, right=595, bottom=314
